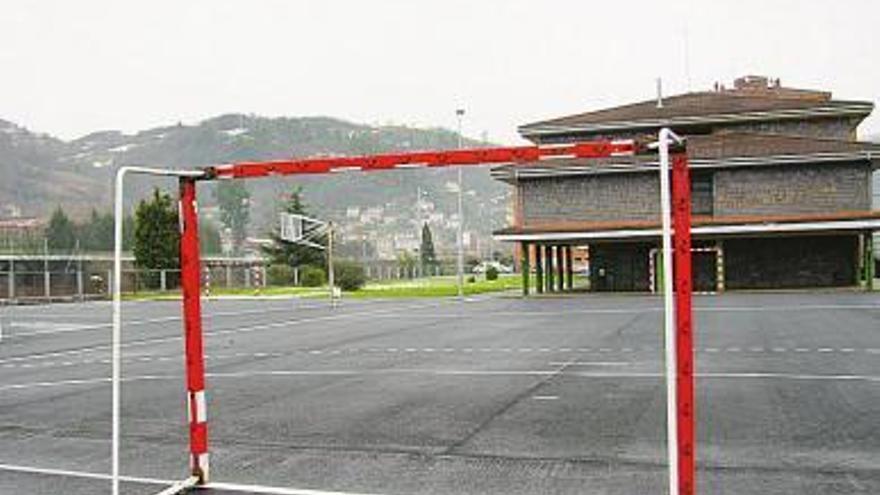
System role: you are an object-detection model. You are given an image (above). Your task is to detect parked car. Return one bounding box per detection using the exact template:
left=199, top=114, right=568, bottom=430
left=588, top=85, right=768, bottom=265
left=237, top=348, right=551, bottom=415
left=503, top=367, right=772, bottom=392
left=472, top=261, right=513, bottom=274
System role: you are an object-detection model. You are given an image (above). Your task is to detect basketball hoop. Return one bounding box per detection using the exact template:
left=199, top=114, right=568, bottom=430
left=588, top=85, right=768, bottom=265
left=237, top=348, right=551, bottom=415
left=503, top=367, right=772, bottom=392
left=278, top=212, right=327, bottom=248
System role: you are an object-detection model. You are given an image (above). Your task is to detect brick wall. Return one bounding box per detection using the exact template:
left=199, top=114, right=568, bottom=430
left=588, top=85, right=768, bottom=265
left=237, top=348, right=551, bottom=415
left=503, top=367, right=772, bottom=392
left=720, top=117, right=859, bottom=140
left=520, top=161, right=870, bottom=225
left=520, top=173, right=659, bottom=224
left=714, top=162, right=870, bottom=217
left=725, top=234, right=858, bottom=288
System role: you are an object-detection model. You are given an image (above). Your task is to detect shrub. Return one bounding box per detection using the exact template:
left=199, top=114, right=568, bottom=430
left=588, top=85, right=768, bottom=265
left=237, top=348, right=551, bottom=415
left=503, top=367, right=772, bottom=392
left=467, top=275, right=476, bottom=284
left=485, top=265, right=499, bottom=281
left=267, top=264, right=295, bottom=286
left=300, top=265, right=326, bottom=287
left=333, top=260, right=367, bottom=291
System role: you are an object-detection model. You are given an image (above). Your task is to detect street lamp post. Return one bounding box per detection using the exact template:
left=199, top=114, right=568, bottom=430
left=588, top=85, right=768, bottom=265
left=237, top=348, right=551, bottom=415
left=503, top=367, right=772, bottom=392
left=456, top=108, right=465, bottom=298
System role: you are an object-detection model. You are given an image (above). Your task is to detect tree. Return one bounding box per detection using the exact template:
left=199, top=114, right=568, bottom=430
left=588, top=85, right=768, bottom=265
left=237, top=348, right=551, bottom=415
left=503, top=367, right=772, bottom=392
left=262, top=186, right=326, bottom=269
left=79, top=209, right=114, bottom=251
left=133, top=188, right=180, bottom=270
left=199, top=221, right=223, bottom=255
left=46, top=206, right=76, bottom=251
left=420, top=222, right=437, bottom=271
left=214, top=181, right=250, bottom=254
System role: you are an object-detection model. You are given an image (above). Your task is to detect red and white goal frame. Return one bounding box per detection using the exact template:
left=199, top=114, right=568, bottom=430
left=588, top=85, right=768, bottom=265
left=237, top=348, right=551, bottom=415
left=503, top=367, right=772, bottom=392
left=111, top=131, right=694, bottom=495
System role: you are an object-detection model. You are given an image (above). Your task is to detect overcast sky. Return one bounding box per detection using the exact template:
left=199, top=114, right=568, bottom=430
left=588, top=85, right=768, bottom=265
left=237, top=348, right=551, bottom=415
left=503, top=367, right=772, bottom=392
left=1, top=0, right=878, bottom=144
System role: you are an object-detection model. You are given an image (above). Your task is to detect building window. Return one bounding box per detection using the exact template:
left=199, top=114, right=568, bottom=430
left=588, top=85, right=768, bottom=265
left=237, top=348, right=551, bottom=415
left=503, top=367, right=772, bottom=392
left=691, top=171, right=714, bottom=216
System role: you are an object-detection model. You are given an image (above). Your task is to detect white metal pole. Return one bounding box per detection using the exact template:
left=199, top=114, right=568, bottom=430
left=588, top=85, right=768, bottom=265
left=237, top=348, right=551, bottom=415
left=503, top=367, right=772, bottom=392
left=456, top=108, right=465, bottom=298
left=112, top=168, right=125, bottom=495
left=112, top=166, right=203, bottom=495
left=658, top=128, right=679, bottom=495
left=328, top=222, right=335, bottom=306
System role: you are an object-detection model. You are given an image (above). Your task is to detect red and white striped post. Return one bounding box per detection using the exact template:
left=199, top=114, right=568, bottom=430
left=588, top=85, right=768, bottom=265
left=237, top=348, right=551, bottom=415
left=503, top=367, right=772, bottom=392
left=179, top=177, right=209, bottom=483
left=658, top=129, right=696, bottom=495
left=671, top=151, right=695, bottom=495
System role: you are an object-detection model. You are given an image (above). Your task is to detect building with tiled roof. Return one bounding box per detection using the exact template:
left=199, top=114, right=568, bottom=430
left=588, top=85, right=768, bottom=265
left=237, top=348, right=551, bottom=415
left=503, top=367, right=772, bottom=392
left=493, top=75, right=879, bottom=293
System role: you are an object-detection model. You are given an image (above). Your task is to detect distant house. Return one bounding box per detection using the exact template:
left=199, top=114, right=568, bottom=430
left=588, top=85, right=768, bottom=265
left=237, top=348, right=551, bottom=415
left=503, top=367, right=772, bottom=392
left=0, top=216, right=44, bottom=250
left=493, top=76, right=879, bottom=292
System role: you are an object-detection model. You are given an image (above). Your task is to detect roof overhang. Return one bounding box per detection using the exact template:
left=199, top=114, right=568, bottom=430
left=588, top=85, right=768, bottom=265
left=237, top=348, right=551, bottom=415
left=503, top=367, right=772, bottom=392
left=518, top=103, right=874, bottom=138
left=493, top=218, right=880, bottom=243
left=491, top=150, right=879, bottom=183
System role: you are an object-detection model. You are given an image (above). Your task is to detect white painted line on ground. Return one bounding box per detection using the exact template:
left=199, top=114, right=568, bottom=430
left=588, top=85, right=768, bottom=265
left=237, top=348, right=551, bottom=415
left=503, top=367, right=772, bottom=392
left=0, top=463, right=382, bottom=495
left=0, top=462, right=171, bottom=486
left=549, top=361, right=632, bottom=367
left=9, top=368, right=880, bottom=393
left=532, top=395, right=559, bottom=400
left=0, top=300, right=452, bottom=365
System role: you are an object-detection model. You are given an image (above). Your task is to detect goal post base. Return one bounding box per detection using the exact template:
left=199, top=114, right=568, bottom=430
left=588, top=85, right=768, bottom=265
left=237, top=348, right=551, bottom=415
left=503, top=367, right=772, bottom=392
left=153, top=475, right=200, bottom=495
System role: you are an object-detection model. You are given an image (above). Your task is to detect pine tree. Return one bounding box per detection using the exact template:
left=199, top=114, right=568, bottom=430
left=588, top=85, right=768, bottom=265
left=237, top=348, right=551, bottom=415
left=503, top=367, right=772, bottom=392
left=46, top=206, right=76, bottom=251
left=214, top=181, right=250, bottom=254
left=420, top=222, right=437, bottom=270
left=133, top=189, right=180, bottom=270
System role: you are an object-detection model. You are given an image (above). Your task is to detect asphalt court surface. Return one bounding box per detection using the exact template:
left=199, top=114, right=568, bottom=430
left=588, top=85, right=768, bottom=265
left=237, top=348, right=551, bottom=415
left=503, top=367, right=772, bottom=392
left=1, top=291, right=880, bottom=494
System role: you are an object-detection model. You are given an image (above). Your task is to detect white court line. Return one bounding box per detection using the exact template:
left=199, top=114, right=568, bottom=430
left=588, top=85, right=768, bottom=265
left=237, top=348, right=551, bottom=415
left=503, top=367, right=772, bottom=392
left=7, top=369, right=880, bottom=393
left=0, top=300, right=452, bottom=365
left=376, top=303, right=880, bottom=319
left=548, top=361, right=632, bottom=367
left=0, top=463, right=381, bottom=495
left=5, top=300, right=404, bottom=339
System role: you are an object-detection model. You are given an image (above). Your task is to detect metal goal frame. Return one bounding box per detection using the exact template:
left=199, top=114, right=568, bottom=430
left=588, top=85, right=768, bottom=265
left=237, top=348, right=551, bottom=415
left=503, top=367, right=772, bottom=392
left=111, top=134, right=696, bottom=495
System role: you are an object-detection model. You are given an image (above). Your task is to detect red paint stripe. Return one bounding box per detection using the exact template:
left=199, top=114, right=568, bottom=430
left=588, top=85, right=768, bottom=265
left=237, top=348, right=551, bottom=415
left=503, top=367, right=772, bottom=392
left=208, top=140, right=636, bottom=179
left=190, top=423, right=208, bottom=454
left=180, top=179, right=209, bottom=480
left=672, top=152, right=696, bottom=495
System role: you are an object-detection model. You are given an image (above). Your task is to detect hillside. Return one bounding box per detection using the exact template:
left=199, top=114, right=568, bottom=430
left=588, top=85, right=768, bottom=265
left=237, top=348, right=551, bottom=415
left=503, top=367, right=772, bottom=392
left=0, top=115, right=511, bottom=251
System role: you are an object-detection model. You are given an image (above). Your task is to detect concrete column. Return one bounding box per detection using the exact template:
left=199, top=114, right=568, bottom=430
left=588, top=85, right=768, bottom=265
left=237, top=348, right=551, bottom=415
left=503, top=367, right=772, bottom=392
left=160, top=270, right=167, bottom=292
left=77, top=267, right=84, bottom=300
left=244, top=266, right=251, bottom=287
left=868, top=234, right=875, bottom=291
left=565, top=246, right=574, bottom=291
left=7, top=260, right=14, bottom=300
left=225, top=265, right=232, bottom=288
left=520, top=242, right=530, bottom=296
left=546, top=245, right=555, bottom=292
left=556, top=245, right=564, bottom=292
left=44, top=266, right=51, bottom=299
left=535, top=244, right=544, bottom=294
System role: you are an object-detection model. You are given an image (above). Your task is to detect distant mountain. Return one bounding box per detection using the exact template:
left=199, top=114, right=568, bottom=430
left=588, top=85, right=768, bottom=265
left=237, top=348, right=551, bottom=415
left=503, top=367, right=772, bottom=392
left=0, top=114, right=511, bottom=241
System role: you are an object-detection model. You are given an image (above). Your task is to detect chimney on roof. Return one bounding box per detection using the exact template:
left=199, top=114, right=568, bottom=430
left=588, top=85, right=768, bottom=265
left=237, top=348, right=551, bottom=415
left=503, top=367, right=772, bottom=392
left=656, top=77, right=663, bottom=109
left=734, top=75, right=770, bottom=91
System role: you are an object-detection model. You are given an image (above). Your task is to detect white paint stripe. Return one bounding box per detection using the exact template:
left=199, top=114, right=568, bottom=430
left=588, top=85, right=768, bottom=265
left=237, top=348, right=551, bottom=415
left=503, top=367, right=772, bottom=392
left=548, top=361, right=631, bottom=367
left=194, top=390, right=207, bottom=423
left=153, top=476, right=199, bottom=495
left=4, top=299, right=443, bottom=340
left=0, top=463, right=381, bottom=495
left=0, top=463, right=172, bottom=486
left=209, top=480, right=380, bottom=495
left=10, top=369, right=880, bottom=393
left=532, top=395, right=559, bottom=400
